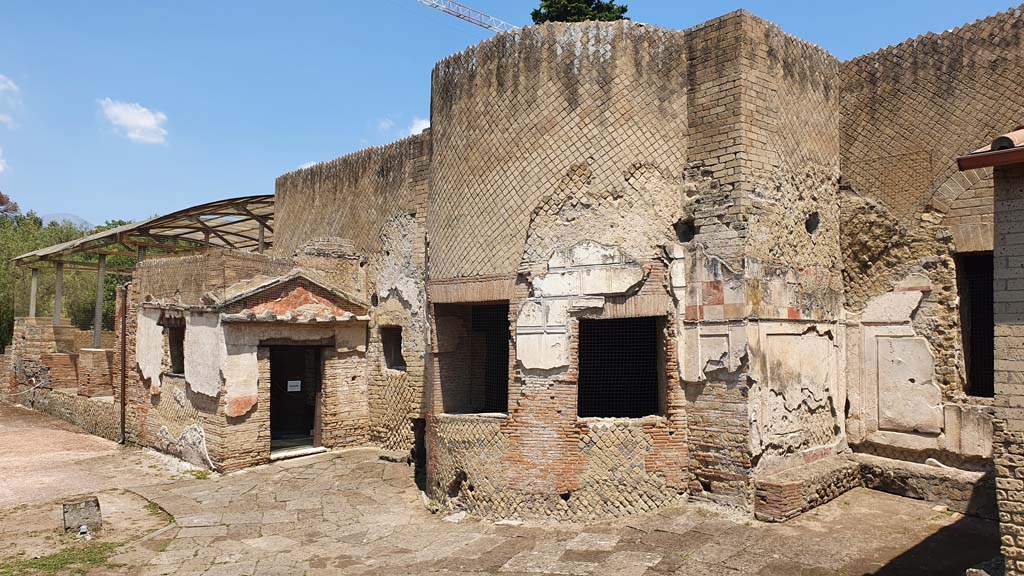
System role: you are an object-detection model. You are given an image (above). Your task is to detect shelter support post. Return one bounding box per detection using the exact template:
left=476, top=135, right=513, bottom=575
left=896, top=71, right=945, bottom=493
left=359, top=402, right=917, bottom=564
left=53, top=262, right=64, bottom=326
left=258, top=223, right=265, bottom=254
left=29, top=268, right=38, bottom=317
left=93, top=255, right=106, bottom=348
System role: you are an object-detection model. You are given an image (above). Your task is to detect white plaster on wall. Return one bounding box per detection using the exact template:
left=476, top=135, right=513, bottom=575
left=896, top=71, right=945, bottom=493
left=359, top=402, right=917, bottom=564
left=136, top=309, right=164, bottom=394
left=516, top=241, right=646, bottom=371
left=184, top=312, right=227, bottom=398
left=877, top=336, right=943, bottom=434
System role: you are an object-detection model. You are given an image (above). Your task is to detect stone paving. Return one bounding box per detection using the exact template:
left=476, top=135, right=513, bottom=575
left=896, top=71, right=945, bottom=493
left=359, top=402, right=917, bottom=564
left=114, top=448, right=998, bottom=576
left=0, top=406, right=1002, bottom=575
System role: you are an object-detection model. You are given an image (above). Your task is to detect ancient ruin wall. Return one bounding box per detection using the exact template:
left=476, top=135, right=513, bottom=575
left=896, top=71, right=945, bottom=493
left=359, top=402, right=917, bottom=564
left=136, top=250, right=294, bottom=305
left=993, top=164, right=1024, bottom=575
left=841, top=6, right=1024, bottom=369
left=275, top=133, right=431, bottom=451
left=428, top=21, right=689, bottom=281
left=676, top=14, right=846, bottom=503
left=274, top=133, right=429, bottom=258
left=839, top=7, right=1024, bottom=465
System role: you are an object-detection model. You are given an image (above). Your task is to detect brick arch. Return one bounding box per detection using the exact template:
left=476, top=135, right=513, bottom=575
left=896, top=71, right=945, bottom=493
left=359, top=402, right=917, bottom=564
left=932, top=168, right=994, bottom=254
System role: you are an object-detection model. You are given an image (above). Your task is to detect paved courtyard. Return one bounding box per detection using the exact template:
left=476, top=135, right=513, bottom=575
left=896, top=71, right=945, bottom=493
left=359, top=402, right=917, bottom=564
left=0, top=405, right=1002, bottom=575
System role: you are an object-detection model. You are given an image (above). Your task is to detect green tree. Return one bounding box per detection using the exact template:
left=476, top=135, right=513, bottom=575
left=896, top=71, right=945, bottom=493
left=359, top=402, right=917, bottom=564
left=531, top=0, right=628, bottom=23
left=0, top=208, right=88, bottom=349
left=64, top=220, right=133, bottom=332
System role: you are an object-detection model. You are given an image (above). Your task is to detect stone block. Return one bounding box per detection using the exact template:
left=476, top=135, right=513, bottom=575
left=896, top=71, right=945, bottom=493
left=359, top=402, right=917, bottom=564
left=876, top=337, right=942, bottom=434
left=63, top=495, right=102, bottom=533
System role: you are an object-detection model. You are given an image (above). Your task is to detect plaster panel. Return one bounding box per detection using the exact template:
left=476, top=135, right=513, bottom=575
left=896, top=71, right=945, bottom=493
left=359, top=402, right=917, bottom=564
left=185, top=312, right=227, bottom=398
left=223, top=345, right=259, bottom=417
left=136, top=309, right=164, bottom=394
left=876, top=336, right=942, bottom=434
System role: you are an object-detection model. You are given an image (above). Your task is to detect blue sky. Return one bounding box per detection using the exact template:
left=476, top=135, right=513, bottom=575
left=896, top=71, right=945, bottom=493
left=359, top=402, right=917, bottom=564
left=0, top=0, right=1017, bottom=226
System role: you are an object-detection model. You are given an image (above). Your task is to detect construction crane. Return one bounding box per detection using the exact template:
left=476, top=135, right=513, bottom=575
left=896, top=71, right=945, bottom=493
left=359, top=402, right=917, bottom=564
left=414, top=0, right=519, bottom=33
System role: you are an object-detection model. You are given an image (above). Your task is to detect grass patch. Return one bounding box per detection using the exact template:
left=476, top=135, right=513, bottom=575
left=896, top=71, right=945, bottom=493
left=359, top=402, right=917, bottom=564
left=0, top=541, right=121, bottom=576
left=185, top=469, right=210, bottom=480
left=144, top=501, right=174, bottom=523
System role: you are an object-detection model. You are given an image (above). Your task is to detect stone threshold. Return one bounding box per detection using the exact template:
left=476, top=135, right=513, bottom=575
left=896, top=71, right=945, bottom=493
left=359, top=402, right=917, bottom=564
left=270, top=445, right=328, bottom=462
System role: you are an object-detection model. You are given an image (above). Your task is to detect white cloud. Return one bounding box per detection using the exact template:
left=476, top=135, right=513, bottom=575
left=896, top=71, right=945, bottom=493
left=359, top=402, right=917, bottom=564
left=0, top=75, right=17, bottom=93
left=378, top=117, right=395, bottom=131
left=298, top=161, right=317, bottom=170
left=0, top=147, right=7, bottom=174
left=407, top=117, right=429, bottom=136
left=98, top=97, right=168, bottom=144
left=0, top=75, right=20, bottom=129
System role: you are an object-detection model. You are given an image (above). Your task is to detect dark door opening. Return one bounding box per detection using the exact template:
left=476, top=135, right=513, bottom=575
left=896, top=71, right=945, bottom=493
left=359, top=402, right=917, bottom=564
left=956, top=252, right=994, bottom=397
left=270, top=346, right=322, bottom=451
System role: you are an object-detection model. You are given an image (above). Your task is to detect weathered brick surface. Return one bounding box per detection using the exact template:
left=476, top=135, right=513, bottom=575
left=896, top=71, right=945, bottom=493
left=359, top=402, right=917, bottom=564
left=77, top=348, right=113, bottom=398
left=428, top=21, right=689, bottom=281
left=277, top=134, right=431, bottom=452
left=9, top=6, right=1022, bottom=526
left=994, top=165, right=1024, bottom=575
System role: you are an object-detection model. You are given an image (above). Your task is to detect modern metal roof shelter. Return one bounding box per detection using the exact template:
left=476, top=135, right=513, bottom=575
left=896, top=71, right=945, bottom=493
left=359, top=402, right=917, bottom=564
left=13, top=195, right=274, bottom=271
left=14, top=195, right=274, bottom=343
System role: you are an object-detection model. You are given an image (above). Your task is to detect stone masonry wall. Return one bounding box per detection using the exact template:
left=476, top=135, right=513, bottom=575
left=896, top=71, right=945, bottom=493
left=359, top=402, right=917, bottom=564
left=839, top=6, right=1024, bottom=467
left=993, top=164, right=1024, bottom=575
left=428, top=20, right=689, bottom=281
left=276, top=133, right=430, bottom=452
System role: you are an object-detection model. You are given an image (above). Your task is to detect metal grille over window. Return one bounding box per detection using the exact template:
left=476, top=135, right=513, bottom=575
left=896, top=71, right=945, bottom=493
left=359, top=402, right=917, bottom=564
left=956, top=252, right=994, bottom=397
left=578, top=316, right=662, bottom=418
left=381, top=326, right=407, bottom=371
left=473, top=304, right=509, bottom=413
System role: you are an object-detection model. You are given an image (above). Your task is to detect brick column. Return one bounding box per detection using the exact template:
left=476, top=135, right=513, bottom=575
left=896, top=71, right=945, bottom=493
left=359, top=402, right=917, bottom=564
left=994, top=164, right=1024, bottom=575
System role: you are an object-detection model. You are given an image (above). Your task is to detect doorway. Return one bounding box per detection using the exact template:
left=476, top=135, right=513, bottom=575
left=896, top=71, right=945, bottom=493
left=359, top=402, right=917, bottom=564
left=270, top=346, right=322, bottom=451
left=956, top=251, right=994, bottom=397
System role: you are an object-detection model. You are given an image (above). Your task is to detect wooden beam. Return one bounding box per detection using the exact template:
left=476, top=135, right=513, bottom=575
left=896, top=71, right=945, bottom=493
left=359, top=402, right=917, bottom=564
left=187, top=216, right=237, bottom=249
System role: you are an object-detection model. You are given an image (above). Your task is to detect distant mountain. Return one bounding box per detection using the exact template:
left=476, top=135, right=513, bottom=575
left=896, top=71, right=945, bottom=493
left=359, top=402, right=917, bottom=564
left=41, top=213, right=92, bottom=230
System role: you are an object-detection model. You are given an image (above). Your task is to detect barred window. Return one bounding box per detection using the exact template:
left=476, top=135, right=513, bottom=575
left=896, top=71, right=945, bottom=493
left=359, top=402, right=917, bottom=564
left=577, top=316, right=664, bottom=418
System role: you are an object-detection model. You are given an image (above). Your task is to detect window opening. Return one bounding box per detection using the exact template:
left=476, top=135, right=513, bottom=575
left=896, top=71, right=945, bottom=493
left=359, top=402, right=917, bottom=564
left=578, top=316, right=663, bottom=418
left=956, top=252, right=994, bottom=397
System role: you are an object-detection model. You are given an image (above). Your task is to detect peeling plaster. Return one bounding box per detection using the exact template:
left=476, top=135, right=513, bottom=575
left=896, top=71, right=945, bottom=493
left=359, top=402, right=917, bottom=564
left=184, top=312, right=227, bottom=398
left=373, top=213, right=427, bottom=337
left=156, top=423, right=214, bottom=469
left=136, top=309, right=164, bottom=394
left=516, top=241, right=647, bottom=372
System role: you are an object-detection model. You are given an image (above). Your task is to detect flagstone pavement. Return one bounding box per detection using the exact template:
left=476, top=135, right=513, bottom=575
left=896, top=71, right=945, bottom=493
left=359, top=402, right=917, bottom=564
left=0, top=405, right=1001, bottom=575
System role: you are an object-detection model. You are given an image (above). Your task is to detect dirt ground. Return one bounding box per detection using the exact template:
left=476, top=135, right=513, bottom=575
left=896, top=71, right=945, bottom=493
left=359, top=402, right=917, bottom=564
left=0, top=404, right=196, bottom=509
left=0, top=403, right=1003, bottom=575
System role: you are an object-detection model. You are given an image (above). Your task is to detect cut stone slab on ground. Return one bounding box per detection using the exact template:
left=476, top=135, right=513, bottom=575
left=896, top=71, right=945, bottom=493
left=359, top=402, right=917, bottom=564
left=0, top=404, right=1002, bottom=575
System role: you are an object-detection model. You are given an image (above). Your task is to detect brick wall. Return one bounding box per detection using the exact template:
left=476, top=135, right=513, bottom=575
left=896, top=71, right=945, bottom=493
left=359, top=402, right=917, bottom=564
left=994, top=164, right=1024, bottom=575
left=77, top=348, right=113, bottom=397
left=136, top=249, right=294, bottom=305
left=276, top=133, right=430, bottom=452
left=428, top=21, right=688, bottom=281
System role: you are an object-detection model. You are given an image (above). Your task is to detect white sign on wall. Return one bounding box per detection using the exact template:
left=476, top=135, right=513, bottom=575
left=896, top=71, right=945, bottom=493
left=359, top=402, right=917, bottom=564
left=287, top=380, right=301, bottom=392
